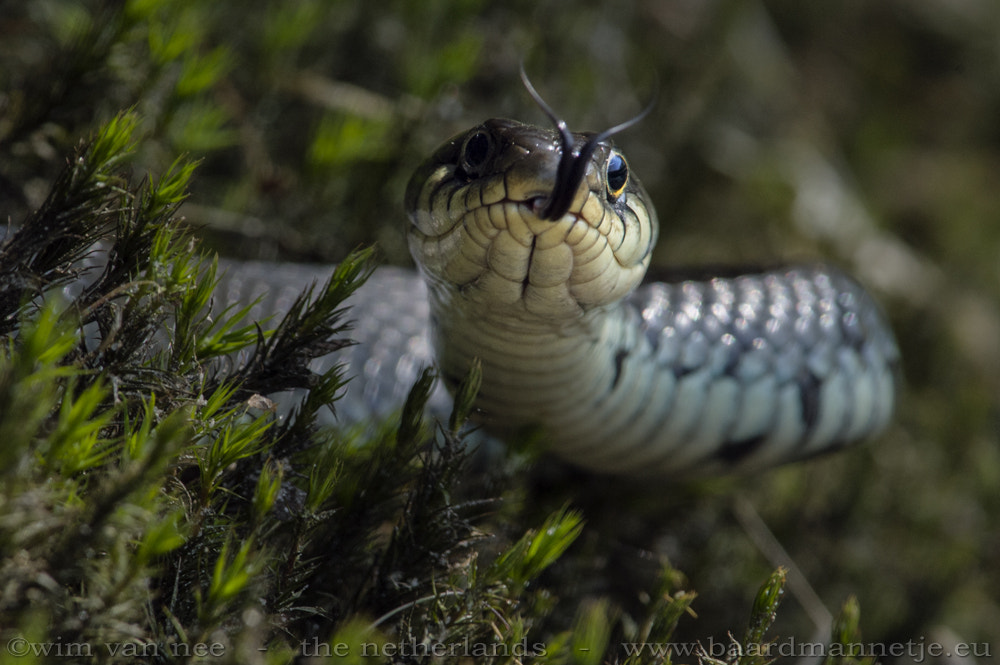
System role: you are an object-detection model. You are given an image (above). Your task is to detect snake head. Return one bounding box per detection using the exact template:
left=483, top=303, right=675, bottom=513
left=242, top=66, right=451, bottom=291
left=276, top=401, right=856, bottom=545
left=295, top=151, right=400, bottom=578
left=406, top=118, right=658, bottom=316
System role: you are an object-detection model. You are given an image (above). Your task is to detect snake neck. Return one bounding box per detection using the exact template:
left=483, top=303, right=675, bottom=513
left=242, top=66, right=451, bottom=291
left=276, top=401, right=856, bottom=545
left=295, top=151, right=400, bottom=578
left=426, top=281, right=626, bottom=430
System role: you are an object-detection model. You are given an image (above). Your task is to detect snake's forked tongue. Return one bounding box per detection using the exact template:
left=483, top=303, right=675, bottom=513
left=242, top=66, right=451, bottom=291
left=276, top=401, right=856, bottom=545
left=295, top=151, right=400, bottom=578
left=518, top=65, right=653, bottom=220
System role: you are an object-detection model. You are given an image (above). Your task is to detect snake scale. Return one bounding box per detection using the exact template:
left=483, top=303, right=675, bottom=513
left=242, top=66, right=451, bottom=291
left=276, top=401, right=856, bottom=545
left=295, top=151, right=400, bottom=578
left=219, top=92, right=900, bottom=476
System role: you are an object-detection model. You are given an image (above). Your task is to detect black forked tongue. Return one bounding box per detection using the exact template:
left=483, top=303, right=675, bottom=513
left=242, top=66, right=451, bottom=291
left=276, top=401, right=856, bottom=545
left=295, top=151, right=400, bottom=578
left=519, top=66, right=653, bottom=220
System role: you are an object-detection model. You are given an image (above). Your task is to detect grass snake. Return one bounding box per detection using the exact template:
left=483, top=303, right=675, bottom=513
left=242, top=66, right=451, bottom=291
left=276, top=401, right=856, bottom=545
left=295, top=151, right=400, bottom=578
left=221, top=96, right=900, bottom=476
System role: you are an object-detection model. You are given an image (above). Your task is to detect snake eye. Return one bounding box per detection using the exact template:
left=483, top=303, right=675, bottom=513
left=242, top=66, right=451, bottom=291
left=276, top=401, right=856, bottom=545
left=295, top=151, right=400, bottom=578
left=458, top=130, right=494, bottom=179
left=606, top=151, right=629, bottom=200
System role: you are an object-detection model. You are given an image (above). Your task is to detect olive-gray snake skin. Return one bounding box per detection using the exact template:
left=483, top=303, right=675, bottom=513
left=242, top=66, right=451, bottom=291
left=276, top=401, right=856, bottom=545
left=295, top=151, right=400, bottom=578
left=218, top=111, right=900, bottom=476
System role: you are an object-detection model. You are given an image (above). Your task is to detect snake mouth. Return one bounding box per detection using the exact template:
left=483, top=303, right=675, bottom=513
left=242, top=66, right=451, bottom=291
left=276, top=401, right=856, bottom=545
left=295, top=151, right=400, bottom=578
left=526, top=196, right=550, bottom=218
left=410, top=193, right=648, bottom=316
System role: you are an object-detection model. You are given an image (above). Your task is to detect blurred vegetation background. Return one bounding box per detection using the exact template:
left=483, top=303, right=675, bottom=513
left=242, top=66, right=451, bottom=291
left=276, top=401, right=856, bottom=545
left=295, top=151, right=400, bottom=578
left=2, top=0, right=999, bottom=660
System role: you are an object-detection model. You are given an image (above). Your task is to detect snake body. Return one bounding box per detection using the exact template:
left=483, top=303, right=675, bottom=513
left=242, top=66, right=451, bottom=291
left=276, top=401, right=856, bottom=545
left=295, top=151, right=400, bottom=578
left=221, top=115, right=899, bottom=475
